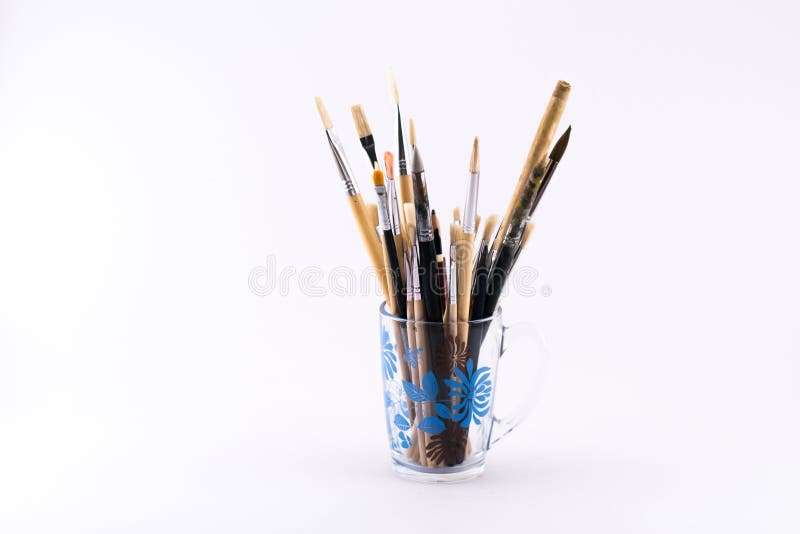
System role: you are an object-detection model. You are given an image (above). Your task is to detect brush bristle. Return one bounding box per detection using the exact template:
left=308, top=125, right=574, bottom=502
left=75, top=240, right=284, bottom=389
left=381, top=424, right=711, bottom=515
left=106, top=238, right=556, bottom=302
left=409, top=119, right=417, bottom=147
left=453, top=207, right=461, bottom=223
left=388, top=70, right=400, bottom=105
left=351, top=105, right=372, bottom=139
left=475, top=214, right=482, bottom=235
left=372, top=168, right=385, bottom=186
left=384, top=152, right=395, bottom=179
left=431, top=209, right=440, bottom=231
left=470, top=136, right=480, bottom=173
left=548, top=125, right=571, bottom=163
left=314, top=96, right=333, bottom=130
left=450, top=222, right=461, bottom=244
left=482, top=214, right=498, bottom=243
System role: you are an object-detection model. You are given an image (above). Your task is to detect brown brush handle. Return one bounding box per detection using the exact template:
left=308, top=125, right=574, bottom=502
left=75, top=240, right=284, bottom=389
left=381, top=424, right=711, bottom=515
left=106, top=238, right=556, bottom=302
left=492, top=81, right=570, bottom=253
left=348, top=194, right=387, bottom=296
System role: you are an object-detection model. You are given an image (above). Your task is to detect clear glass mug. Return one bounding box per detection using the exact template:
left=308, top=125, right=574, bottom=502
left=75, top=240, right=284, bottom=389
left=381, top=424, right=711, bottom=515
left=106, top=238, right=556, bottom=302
left=379, top=303, right=548, bottom=483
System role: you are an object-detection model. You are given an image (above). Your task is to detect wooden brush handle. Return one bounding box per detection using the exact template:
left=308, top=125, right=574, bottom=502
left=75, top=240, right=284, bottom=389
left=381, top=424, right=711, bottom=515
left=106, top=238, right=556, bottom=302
left=348, top=194, right=387, bottom=296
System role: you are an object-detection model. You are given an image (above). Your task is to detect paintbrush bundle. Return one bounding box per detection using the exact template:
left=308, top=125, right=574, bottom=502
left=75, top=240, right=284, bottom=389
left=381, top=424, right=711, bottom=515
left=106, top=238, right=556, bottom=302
left=315, top=74, right=572, bottom=469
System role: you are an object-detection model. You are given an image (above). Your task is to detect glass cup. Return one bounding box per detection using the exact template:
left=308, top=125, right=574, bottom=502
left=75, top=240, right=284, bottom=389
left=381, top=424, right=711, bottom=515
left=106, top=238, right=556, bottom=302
left=379, top=302, right=548, bottom=483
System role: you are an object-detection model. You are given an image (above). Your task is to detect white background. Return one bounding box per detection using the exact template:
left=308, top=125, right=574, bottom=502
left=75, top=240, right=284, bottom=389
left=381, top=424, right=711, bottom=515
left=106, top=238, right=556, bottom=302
left=1, top=0, right=799, bottom=532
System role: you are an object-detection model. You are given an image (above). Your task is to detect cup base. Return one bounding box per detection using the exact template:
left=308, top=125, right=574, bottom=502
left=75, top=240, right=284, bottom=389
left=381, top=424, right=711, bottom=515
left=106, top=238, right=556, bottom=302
left=391, top=458, right=486, bottom=483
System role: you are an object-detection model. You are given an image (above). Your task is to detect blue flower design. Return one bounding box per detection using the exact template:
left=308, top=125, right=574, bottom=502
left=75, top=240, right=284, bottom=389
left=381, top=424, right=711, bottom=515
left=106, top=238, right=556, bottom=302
left=399, top=431, right=412, bottom=449
left=445, top=359, right=492, bottom=428
left=381, top=327, right=398, bottom=380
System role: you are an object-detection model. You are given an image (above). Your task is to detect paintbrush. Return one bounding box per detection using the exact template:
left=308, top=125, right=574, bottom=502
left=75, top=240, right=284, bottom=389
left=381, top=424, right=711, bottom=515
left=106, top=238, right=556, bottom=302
left=372, top=167, right=406, bottom=317
left=458, top=137, right=480, bottom=335
left=351, top=104, right=380, bottom=169
left=315, top=96, right=387, bottom=297
left=389, top=71, right=413, bottom=206
left=528, top=125, right=571, bottom=216
left=484, top=81, right=571, bottom=316
left=384, top=151, right=406, bottom=288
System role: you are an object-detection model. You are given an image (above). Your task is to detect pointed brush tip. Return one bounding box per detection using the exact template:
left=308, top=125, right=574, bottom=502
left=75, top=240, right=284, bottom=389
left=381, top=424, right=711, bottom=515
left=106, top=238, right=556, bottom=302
left=470, top=136, right=480, bottom=173
left=388, top=70, right=400, bottom=105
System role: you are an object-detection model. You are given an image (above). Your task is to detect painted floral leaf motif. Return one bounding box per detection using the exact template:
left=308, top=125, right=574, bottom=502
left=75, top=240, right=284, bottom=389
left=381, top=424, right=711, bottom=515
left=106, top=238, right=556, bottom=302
left=399, top=431, right=412, bottom=449
left=418, top=416, right=446, bottom=435
left=394, top=414, right=411, bottom=431
left=447, top=358, right=493, bottom=428
left=435, top=402, right=452, bottom=420
left=426, top=420, right=467, bottom=466
left=402, top=380, right=428, bottom=403
left=402, top=347, right=422, bottom=369
left=434, top=334, right=469, bottom=377
left=381, top=327, right=398, bottom=380
left=422, top=371, right=438, bottom=400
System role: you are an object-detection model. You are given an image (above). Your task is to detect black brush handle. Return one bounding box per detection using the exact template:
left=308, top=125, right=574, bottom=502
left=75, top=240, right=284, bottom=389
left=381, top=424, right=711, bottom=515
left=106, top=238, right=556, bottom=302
left=383, top=229, right=405, bottom=318
left=483, top=243, right=516, bottom=318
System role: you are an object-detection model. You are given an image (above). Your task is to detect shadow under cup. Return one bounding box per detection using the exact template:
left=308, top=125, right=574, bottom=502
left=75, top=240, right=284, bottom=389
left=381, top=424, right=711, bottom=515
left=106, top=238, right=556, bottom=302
left=379, top=302, right=547, bottom=483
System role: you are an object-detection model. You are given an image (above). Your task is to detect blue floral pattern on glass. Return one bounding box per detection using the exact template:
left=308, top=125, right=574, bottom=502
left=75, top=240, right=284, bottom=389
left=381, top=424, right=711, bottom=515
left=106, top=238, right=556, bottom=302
left=445, top=358, right=492, bottom=428
left=381, top=326, right=398, bottom=380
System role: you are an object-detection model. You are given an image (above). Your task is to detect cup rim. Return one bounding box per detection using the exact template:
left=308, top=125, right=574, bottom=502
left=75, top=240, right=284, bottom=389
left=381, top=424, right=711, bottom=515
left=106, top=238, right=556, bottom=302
left=379, top=301, right=502, bottom=325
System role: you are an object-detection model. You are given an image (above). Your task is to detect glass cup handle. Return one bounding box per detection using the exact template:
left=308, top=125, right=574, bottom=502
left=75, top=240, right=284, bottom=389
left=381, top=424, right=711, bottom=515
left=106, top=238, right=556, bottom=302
left=489, top=322, right=550, bottom=447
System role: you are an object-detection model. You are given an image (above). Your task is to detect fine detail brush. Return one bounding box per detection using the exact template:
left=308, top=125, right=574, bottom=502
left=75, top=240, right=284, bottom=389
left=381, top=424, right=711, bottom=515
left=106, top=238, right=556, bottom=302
left=458, top=137, right=480, bottom=334
left=373, top=167, right=406, bottom=317
left=314, top=96, right=388, bottom=297
left=389, top=71, right=413, bottom=206
left=384, top=151, right=406, bottom=287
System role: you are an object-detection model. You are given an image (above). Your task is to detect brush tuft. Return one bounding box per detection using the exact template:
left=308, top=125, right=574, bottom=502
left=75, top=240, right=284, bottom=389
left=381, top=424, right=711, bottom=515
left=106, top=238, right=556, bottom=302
left=453, top=207, right=461, bottom=223
left=409, top=119, right=417, bottom=148
left=314, top=96, right=333, bottom=130
left=351, top=105, right=372, bottom=139
left=470, top=136, right=480, bottom=173
left=548, top=125, right=571, bottom=163
left=384, top=152, right=395, bottom=180
left=372, top=168, right=385, bottom=186
left=388, top=70, right=400, bottom=105
left=482, top=214, right=498, bottom=243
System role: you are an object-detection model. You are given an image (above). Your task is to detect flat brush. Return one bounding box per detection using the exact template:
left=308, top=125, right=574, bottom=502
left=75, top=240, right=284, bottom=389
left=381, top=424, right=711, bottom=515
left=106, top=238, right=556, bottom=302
left=315, top=96, right=387, bottom=297
left=373, top=167, right=406, bottom=317
left=351, top=104, right=380, bottom=169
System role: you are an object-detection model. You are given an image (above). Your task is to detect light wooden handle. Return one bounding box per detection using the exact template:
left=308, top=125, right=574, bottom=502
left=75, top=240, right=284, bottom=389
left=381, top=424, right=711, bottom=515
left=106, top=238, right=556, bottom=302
left=348, top=194, right=388, bottom=296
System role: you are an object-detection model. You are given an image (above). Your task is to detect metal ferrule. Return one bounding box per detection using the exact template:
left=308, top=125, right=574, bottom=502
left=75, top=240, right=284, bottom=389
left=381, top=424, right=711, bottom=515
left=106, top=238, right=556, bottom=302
left=411, top=170, right=434, bottom=242
left=375, top=185, right=392, bottom=231
left=411, top=245, right=421, bottom=301
left=325, top=129, right=359, bottom=196
left=462, top=172, right=480, bottom=234
left=386, top=179, right=401, bottom=234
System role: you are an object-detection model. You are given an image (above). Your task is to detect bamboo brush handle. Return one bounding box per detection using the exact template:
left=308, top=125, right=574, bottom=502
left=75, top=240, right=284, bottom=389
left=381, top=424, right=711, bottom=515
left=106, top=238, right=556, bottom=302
left=348, top=194, right=388, bottom=296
